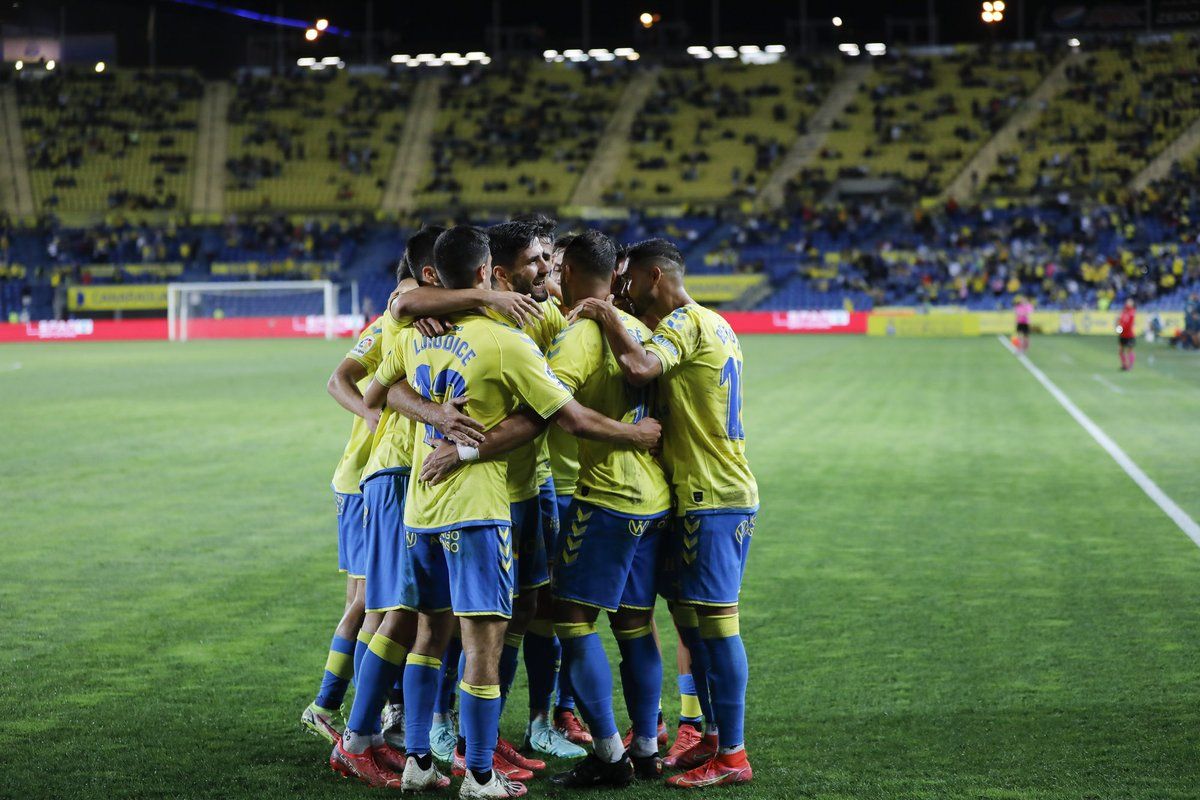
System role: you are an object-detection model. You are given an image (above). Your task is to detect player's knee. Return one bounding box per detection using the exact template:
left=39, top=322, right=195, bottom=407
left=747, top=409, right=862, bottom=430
left=377, top=610, right=417, bottom=649
left=553, top=599, right=599, bottom=625
left=610, top=608, right=653, bottom=632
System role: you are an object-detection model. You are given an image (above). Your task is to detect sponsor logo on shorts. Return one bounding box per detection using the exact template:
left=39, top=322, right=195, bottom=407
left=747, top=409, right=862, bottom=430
left=735, top=517, right=754, bottom=545
left=440, top=530, right=461, bottom=553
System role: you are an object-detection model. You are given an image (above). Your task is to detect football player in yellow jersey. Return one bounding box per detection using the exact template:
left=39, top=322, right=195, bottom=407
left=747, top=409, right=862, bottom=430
left=573, top=238, right=759, bottom=789
left=484, top=221, right=590, bottom=764
left=359, top=226, right=660, bottom=800
left=330, top=227, right=538, bottom=792
left=543, top=233, right=590, bottom=747
left=535, top=230, right=672, bottom=788
left=299, top=308, right=387, bottom=745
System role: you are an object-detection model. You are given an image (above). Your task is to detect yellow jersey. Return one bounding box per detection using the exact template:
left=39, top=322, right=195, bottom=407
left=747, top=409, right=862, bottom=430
left=400, top=311, right=574, bottom=533
left=546, top=424, right=579, bottom=496
left=331, top=315, right=385, bottom=494
left=499, top=299, right=568, bottom=501
left=360, top=310, right=416, bottom=482
left=643, top=304, right=758, bottom=514
left=548, top=311, right=670, bottom=517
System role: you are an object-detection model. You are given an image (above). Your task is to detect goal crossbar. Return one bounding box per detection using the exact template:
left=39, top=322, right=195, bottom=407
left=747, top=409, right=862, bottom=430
left=167, top=280, right=338, bottom=341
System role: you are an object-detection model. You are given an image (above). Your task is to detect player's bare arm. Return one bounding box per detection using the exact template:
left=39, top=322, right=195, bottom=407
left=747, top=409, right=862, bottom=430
left=326, top=358, right=369, bottom=418
left=419, top=409, right=546, bottom=484
left=420, top=401, right=660, bottom=485
left=391, top=285, right=544, bottom=328
left=385, top=381, right=484, bottom=447
left=571, top=298, right=663, bottom=387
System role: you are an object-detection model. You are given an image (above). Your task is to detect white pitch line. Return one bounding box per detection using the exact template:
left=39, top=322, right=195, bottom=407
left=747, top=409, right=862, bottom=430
left=997, top=335, right=1200, bottom=549
left=0, top=362, right=21, bottom=372
left=1091, top=373, right=1125, bottom=394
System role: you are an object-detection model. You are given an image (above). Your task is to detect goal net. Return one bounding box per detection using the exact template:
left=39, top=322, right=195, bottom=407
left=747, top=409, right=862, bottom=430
left=167, top=280, right=339, bottom=341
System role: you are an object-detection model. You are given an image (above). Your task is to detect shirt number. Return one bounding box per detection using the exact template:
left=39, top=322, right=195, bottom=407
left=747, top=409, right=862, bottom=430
left=719, top=356, right=745, bottom=440
left=412, top=365, right=468, bottom=444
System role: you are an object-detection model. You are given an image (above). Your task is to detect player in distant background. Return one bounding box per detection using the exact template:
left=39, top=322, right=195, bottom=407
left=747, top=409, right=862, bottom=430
left=1014, top=296, right=1033, bottom=354
left=1118, top=298, right=1137, bottom=371
left=574, top=238, right=759, bottom=788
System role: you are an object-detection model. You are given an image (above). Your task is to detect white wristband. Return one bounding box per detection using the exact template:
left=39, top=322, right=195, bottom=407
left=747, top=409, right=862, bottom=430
left=456, top=444, right=480, bottom=462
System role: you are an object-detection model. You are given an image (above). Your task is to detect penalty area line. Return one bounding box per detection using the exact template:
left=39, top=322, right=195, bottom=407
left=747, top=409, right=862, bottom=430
left=997, top=335, right=1200, bottom=549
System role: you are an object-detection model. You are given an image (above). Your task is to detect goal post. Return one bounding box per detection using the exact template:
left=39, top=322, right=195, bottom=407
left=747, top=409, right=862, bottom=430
left=167, top=280, right=338, bottom=341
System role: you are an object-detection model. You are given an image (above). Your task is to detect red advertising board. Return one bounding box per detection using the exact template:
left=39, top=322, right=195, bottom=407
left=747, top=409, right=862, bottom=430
left=0, top=311, right=868, bottom=343
left=719, top=310, right=869, bottom=334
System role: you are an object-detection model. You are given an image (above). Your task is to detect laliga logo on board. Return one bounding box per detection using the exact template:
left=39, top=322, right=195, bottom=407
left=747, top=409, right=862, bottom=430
left=770, top=310, right=850, bottom=331
left=25, top=319, right=95, bottom=339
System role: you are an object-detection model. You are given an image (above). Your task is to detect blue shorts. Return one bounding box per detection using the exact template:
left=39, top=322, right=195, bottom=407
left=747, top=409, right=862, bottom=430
left=511, top=497, right=550, bottom=594
left=667, top=511, right=756, bottom=607
left=538, top=479, right=561, bottom=563
left=554, top=491, right=574, bottom=542
left=336, top=491, right=366, bottom=578
left=362, top=471, right=411, bottom=613
left=401, top=525, right=514, bottom=618
left=553, top=499, right=670, bottom=612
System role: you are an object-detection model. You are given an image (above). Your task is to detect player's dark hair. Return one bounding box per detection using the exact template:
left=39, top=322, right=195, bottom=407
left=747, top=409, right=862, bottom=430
left=394, top=254, right=411, bottom=282
left=511, top=212, right=557, bottom=242
left=487, top=221, right=542, bottom=269
left=404, top=225, right=446, bottom=284
left=433, top=226, right=491, bottom=289
left=626, top=238, right=685, bottom=277
left=554, top=233, right=577, bottom=252
left=563, top=229, right=617, bottom=280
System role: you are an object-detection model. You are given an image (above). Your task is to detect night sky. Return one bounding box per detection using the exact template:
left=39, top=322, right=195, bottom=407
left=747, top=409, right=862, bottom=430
left=1, top=0, right=1059, bottom=72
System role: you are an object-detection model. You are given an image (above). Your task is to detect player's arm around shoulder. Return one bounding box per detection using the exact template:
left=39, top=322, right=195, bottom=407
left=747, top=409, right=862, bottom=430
left=571, top=298, right=663, bottom=387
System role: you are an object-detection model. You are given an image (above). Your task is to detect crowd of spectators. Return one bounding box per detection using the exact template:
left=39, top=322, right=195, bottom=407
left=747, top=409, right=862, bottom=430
left=421, top=60, right=627, bottom=200
left=18, top=69, right=202, bottom=211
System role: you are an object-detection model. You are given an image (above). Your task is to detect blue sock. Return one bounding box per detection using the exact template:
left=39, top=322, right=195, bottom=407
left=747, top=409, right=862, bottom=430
left=555, top=642, right=576, bottom=711
left=556, top=622, right=618, bottom=739
left=677, top=673, right=703, bottom=725
left=352, top=629, right=372, bottom=688
left=434, top=636, right=462, bottom=715
left=346, top=634, right=407, bottom=735
left=615, top=625, right=662, bottom=742
left=676, top=622, right=714, bottom=725
left=498, top=633, right=522, bottom=714
left=524, top=621, right=559, bottom=716
left=459, top=681, right=502, bottom=773
left=404, top=653, right=442, bottom=755
left=700, top=614, right=748, bottom=749
left=314, top=634, right=356, bottom=711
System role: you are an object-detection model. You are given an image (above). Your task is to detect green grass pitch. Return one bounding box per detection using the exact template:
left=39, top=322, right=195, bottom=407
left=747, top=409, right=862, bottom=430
left=1, top=334, right=1199, bottom=799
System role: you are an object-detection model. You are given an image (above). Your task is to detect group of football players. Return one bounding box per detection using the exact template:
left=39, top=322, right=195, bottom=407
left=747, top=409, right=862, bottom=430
left=299, top=215, right=758, bottom=798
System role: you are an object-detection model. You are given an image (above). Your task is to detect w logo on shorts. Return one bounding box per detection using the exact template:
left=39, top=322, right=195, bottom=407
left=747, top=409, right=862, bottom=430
left=406, top=531, right=417, bottom=548
left=628, top=520, right=650, bottom=537
left=735, top=516, right=756, bottom=545
left=335, top=494, right=346, bottom=516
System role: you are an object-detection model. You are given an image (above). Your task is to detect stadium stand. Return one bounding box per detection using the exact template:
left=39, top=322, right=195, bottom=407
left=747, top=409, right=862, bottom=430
left=225, top=69, right=416, bottom=212
left=4, top=40, right=1200, bottom=323
left=17, top=68, right=203, bottom=215
left=415, top=61, right=631, bottom=208
left=607, top=57, right=838, bottom=204
left=799, top=45, right=1050, bottom=203
left=990, top=33, right=1200, bottom=196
